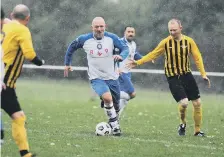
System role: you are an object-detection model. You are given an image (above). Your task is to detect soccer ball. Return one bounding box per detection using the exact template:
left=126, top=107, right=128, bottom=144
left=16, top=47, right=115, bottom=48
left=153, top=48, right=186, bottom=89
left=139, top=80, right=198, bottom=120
left=95, top=122, right=112, bottom=136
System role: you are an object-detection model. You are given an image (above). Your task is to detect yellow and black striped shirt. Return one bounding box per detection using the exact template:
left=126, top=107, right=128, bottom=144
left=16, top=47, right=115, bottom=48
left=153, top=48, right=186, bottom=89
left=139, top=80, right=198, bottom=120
left=2, top=20, right=37, bottom=88
left=136, top=35, right=206, bottom=77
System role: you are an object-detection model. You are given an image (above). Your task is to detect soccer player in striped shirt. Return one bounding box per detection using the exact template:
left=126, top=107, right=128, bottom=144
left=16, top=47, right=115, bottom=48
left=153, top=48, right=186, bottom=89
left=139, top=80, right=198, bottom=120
left=1, top=7, right=6, bottom=145
left=127, top=19, right=210, bottom=137
left=2, top=4, right=44, bottom=157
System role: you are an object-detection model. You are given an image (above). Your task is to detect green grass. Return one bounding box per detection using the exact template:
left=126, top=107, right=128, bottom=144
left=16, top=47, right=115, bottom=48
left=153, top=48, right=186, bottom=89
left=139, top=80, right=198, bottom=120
left=1, top=79, right=224, bottom=157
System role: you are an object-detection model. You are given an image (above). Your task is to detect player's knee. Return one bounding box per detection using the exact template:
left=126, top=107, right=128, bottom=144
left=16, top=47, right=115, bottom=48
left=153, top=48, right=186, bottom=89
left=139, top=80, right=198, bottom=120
left=192, top=98, right=201, bottom=107
left=130, top=92, right=136, bottom=99
left=101, top=92, right=112, bottom=104
left=179, top=98, right=189, bottom=107
left=11, top=111, right=25, bottom=120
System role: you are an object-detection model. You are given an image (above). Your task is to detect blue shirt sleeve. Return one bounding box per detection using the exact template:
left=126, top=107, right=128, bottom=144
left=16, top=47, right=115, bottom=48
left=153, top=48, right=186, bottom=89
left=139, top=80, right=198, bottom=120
left=134, top=51, right=143, bottom=60
left=64, top=36, right=84, bottom=65
left=114, top=39, right=129, bottom=61
left=106, top=32, right=129, bottom=61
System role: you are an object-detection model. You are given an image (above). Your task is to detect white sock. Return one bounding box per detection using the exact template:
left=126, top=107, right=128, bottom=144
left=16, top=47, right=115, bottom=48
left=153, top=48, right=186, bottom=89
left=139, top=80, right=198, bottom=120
left=119, top=98, right=128, bottom=111
left=110, top=120, right=119, bottom=129
left=120, top=91, right=130, bottom=100
left=104, top=102, right=117, bottom=122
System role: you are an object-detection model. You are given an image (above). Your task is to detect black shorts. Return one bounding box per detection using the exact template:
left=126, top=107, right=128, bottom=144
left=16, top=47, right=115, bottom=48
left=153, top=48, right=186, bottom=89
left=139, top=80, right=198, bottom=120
left=167, top=72, right=200, bottom=102
left=1, top=87, right=22, bottom=116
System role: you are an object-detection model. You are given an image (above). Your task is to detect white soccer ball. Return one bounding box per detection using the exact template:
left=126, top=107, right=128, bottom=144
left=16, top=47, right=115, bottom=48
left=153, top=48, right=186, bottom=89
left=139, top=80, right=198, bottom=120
left=95, top=122, right=112, bottom=136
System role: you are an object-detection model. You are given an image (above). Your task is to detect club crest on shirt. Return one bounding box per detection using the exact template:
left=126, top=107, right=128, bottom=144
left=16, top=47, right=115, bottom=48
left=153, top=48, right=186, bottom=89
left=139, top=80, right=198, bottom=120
left=97, top=43, right=102, bottom=50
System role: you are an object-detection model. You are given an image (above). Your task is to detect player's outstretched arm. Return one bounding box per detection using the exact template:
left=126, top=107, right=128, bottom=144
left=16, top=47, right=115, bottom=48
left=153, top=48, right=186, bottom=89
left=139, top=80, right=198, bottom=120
left=18, top=27, right=44, bottom=66
left=126, top=59, right=138, bottom=69
left=126, top=39, right=166, bottom=69
left=64, top=36, right=84, bottom=77
left=64, top=41, right=76, bottom=77
left=136, top=39, right=166, bottom=66
left=135, top=51, right=155, bottom=63
left=30, top=56, right=44, bottom=66
left=112, top=35, right=129, bottom=61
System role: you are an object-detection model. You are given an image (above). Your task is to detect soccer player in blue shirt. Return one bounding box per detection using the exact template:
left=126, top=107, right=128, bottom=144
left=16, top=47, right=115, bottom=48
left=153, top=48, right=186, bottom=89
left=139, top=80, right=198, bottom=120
left=64, top=17, right=129, bottom=136
left=117, top=26, right=143, bottom=116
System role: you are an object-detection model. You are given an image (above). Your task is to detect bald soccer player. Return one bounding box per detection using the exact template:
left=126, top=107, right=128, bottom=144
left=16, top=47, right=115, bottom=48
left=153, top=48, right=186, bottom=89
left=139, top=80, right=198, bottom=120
left=64, top=17, right=129, bottom=136
left=2, top=4, right=44, bottom=157
left=1, top=7, right=12, bottom=146
left=127, top=19, right=210, bottom=137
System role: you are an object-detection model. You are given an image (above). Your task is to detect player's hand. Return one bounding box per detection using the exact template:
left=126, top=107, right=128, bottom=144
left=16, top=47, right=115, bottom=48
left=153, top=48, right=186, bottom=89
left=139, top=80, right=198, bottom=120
left=126, top=59, right=137, bottom=70
left=64, top=66, right=72, bottom=77
left=38, top=59, right=45, bottom=66
left=113, top=55, right=123, bottom=61
left=152, top=60, right=155, bottom=64
left=31, top=56, right=45, bottom=66
left=203, top=76, right=211, bottom=88
left=117, top=68, right=122, bottom=75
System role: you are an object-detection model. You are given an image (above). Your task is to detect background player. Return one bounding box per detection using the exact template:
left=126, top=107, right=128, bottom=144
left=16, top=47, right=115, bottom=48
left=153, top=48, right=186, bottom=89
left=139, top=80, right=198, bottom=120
left=117, top=26, right=142, bottom=116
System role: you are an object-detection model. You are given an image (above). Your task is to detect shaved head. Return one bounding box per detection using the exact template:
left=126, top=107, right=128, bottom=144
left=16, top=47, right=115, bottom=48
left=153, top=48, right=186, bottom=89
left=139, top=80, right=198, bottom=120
left=92, top=17, right=105, bottom=26
left=12, top=4, right=30, bottom=20
left=91, top=17, right=106, bottom=39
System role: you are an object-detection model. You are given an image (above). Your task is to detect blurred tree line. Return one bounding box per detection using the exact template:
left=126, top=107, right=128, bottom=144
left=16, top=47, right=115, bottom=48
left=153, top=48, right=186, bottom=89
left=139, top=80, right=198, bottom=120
left=2, top=0, right=224, bottom=92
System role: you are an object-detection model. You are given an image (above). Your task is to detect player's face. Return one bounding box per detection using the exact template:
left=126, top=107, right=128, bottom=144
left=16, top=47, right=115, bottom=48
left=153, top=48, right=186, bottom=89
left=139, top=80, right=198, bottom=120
left=92, top=21, right=106, bottom=39
left=125, top=27, right=135, bottom=42
left=168, top=22, right=182, bottom=39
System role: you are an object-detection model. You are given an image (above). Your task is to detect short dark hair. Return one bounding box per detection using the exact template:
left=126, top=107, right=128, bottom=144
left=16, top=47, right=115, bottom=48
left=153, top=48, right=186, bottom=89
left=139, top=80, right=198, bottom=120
left=124, top=26, right=134, bottom=32
left=1, top=7, right=5, bottom=20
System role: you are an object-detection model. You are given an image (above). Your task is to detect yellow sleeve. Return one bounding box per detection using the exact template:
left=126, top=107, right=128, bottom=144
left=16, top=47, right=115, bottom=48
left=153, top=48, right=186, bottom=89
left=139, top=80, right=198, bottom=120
left=17, top=27, right=37, bottom=61
left=136, top=39, right=166, bottom=65
left=189, top=38, right=206, bottom=77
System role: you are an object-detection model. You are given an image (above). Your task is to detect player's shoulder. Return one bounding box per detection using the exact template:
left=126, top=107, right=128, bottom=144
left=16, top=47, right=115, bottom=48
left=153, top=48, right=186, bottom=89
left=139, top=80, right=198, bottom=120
left=158, top=36, right=171, bottom=45
left=4, top=21, right=30, bottom=34
left=14, top=21, right=29, bottom=32
left=120, top=37, right=128, bottom=43
left=164, top=36, right=172, bottom=42
left=8, top=21, right=30, bottom=33
left=104, top=31, right=119, bottom=40
left=183, top=35, right=195, bottom=43
left=76, top=32, right=93, bottom=43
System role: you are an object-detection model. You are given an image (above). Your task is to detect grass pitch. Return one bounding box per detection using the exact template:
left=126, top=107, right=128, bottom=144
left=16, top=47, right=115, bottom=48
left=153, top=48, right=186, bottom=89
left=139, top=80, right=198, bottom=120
left=1, top=79, right=224, bottom=157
